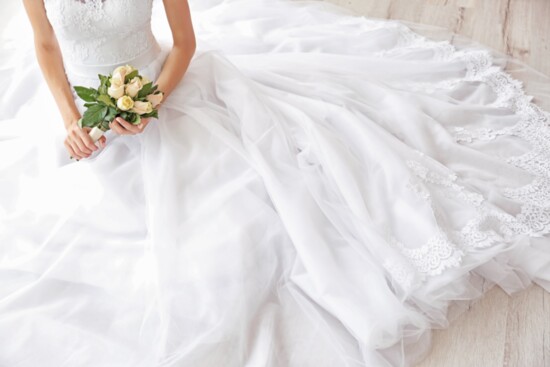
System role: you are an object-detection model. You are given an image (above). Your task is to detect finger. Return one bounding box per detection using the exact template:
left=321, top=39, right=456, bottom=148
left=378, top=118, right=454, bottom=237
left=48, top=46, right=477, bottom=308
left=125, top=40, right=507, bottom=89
left=141, top=117, right=151, bottom=127
left=116, top=117, right=141, bottom=134
left=109, top=120, right=128, bottom=135
left=77, top=128, right=98, bottom=152
left=109, top=120, right=121, bottom=135
left=69, top=129, right=93, bottom=155
left=64, top=141, right=79, bottom=160
left=134, top=119, right=150, bottom=133
left=72, top=136, right=93, bottom=156
left=137, top=118, right=149, bottom=131
left=70, top=135, right=92, bottom=157
left=67, top=140, right=85, bottom=160
left=98, top=136, right=107, bottom=148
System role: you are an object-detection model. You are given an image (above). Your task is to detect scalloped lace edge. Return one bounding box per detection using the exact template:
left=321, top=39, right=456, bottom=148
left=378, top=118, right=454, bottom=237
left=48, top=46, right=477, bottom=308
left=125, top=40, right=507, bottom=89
left=375, top=25, right=550, bottom=292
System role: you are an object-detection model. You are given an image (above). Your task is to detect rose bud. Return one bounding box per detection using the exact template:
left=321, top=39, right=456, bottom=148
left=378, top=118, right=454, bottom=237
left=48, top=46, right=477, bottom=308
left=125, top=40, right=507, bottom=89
left=108, top=83, right=125, bottom=99
left=131, top=101, right=153, bottom=115
left=146, top=92, right=164, bottom=108
left=117, top=95, right=134, bottom=111
left=125, top=77, right=143, bottom=98
left=111, top=65, right=133, bottom=86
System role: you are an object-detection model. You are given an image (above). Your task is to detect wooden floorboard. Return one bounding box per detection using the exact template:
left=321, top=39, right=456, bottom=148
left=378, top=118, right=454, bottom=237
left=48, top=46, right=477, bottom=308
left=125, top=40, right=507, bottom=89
left=327, top=0, right=550, bottom=76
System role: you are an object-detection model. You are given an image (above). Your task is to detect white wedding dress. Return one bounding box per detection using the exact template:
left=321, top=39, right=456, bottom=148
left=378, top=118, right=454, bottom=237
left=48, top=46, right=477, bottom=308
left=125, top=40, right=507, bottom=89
left=1, top=0, right=549, bottom=366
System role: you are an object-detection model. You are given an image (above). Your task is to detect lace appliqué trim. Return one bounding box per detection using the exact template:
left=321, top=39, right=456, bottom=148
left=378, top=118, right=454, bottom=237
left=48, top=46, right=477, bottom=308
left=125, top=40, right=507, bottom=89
left=383, top=257, right=422, bottom=292
left=389, top=231, right=464, bottom=276
left=372, top=25, right=550, bottom=291
left=389, top=157, right=550, bottom=291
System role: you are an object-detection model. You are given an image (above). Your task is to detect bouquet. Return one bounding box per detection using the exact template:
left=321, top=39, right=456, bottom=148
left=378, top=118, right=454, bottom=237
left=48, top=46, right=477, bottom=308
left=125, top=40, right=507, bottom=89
left=73, top=64, right=163, bottom=146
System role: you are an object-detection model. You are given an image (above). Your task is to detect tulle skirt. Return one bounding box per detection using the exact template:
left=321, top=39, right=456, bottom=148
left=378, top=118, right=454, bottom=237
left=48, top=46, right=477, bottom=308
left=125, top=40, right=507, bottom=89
left=1, top=1, right=549, bottom=366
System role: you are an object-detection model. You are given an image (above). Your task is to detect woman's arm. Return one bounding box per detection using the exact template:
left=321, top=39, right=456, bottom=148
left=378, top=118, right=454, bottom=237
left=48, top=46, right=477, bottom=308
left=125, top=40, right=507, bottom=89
left=22, top=0, right=101, bottom=159
left=156, top=0, right=197, bottom=99
left=109, top=0, right=196, bottom=136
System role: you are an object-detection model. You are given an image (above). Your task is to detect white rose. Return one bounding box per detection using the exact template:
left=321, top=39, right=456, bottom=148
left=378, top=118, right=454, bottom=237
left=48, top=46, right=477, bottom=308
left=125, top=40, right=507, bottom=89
left=111, top=73, right=124, bottom=87
left=125, top=77, right=143, bottom=98
left=131, top=101, right=153, bottom=115
left=117, top=95, right=134, bottom=111
left=111, top=64, right=134, bottom=85
left=146, top=92, right=163, bottom=108
left=110, top=76, right=124, bottom=89
left=107, top=83, right=125, bottom=99
left=141, top=76, right=151, bottom=85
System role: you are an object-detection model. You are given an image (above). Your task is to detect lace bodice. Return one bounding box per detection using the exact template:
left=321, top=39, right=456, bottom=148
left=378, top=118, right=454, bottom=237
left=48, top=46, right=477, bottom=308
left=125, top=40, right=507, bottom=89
left=44, top=0, right=157, bottom=67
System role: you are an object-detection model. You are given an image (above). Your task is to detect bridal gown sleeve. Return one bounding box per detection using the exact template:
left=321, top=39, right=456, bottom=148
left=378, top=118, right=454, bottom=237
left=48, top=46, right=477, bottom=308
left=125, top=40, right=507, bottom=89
left=0, top=0, right=549, bottom=366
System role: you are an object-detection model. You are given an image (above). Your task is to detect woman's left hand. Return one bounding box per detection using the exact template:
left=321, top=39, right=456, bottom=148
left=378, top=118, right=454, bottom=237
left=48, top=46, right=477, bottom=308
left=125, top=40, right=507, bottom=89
left=109, top=116, right=152, bottom=135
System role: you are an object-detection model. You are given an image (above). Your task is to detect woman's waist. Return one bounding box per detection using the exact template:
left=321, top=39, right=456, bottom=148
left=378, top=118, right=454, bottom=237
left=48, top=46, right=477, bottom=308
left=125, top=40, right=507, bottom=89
left=63, top=39, right=163, bottom=83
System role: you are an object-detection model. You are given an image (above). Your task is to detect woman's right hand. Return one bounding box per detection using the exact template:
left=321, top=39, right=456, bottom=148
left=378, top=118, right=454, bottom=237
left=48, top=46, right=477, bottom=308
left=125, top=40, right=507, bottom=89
left=64, top=119, right=105, bottom=160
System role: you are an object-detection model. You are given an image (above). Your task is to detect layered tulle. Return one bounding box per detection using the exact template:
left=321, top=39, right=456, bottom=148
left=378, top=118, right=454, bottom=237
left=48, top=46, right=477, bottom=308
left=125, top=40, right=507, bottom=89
left=0, top=0, right=549, bottom=366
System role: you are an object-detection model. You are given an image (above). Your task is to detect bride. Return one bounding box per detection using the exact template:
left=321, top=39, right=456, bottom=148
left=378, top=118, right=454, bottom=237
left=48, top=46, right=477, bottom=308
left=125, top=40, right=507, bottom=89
left=22, top=0, right=195, bottom=156
left=1, top=0, right=549, bottom=366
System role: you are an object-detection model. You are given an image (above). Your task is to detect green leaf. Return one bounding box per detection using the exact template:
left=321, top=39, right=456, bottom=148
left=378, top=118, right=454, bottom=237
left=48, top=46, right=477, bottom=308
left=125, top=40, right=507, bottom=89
left=120, top=111, right=130, bottom=121
left=132, top=114, right=141, bottom=125
left=81, top=104, right=108, bottom=128
left=125, top=113, right=140, bottom=124
left=125, top=70, right=139, bottom=83
left=137, top=82, right=154, bottom=99
left=84, top=102, right=97, bottom=108
left=98, top=74, right=110, bottom=95
left=99, top=74, right=109, bottom=85
left=97, top=94, right=115, bottom=107
left=74, top=86, right=98, bottom=102
left=100, top=119, right=111, bottom=131
left=105, top=106, right=118, bottom=123
left=141, top=109, right=159, bottom=119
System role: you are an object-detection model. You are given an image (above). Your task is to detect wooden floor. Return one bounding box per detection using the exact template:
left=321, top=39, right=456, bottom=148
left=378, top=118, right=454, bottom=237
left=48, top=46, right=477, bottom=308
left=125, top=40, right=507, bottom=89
left=322, top=1, right=550, bottom=366
left=326, top=0, right=550, bottom=75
